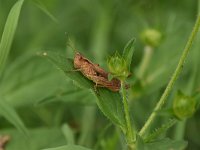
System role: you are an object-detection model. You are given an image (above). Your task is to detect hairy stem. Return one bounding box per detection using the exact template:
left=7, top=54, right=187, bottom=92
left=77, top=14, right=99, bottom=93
left=139, top=15, right=200, bottom=137
left=121, top=81, right=134, bottom=147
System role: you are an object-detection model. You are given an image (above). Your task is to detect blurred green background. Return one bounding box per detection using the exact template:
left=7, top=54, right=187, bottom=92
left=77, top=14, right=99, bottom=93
left=0, top=0, right=200, bottom=150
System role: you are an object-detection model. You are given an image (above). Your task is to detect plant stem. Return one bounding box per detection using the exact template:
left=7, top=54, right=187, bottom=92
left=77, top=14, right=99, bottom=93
left=174, top=120, right=186, bottom=140
left=137, top=45, right=153, bottom=79
left=139, top=15, right=200, bottom=137
left=121, top=81, right=134, bottom=147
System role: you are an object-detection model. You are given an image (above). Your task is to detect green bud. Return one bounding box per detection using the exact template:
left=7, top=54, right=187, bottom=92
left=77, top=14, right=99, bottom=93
left=107, top=52, right=129, bottom=80
left=140, top=29, right=162, bottom=47
left=173, top=91, right=196, bottom=120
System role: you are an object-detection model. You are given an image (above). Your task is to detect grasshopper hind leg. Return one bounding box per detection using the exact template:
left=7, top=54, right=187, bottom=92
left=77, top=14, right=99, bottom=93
left=93, top=83, right=106, bottom=95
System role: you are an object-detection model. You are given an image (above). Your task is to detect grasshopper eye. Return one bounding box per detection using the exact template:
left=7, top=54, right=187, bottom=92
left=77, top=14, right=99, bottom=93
left=77, top=53, right=83, bottom=59
left=75, top=53, right=82, bottom=60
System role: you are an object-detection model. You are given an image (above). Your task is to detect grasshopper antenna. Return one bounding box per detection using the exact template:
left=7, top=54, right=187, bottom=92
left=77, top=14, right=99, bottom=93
left=66, top=37, right=77, bottom=54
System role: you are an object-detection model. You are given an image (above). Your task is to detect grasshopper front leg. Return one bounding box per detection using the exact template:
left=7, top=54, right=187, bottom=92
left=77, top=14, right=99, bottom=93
left=65, top=68, right=82, bottom=73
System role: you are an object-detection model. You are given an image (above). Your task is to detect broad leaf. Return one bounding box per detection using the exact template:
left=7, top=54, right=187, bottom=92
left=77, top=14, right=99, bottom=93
left=39, top=51, right=93, bottom=89
left=94, top=88, right=126, bottom=131
left=0, top=52, right=95, bottom=107
left=41, top=51, right=126, bottom=130
left=0, top=0, right=24, bottom=74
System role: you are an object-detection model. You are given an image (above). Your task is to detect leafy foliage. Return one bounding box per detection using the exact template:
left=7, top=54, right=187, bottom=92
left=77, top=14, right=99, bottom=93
left=40, top=51, right=126, bottom=131
left=32, top=0, right=58, bottom=23
left=144, top=119, right=177, bottom=142
left=136, top=135, right=187, bottom=150
left=0, top=0, right=24, bottom=73
left=0, top=100, right=28, bottom=137
left=0, top=128, right=67, bottom=150
left=0, top=0, right=200, bottom=150
left=122, top=38, right=135, bottom=71
left=61, top=124, right=75, bottom=144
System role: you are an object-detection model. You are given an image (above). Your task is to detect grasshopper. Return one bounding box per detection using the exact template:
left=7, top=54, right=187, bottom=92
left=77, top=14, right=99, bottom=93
left=73, top=52, right=122, bottom=92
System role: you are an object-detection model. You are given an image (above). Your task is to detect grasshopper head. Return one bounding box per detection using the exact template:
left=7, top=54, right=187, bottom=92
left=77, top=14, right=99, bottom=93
left=74, top=52, right=83, bottom=69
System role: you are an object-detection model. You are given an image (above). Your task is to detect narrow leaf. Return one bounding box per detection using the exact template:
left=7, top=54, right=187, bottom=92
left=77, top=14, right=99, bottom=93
left=41, top=51, right=126, bottom=130
left=39, top=51, right=93, bottom=89
left=144, top=119, right=177, bottom=142
left=146, top=138, right=188, bottom=150
left=32, top=0, right=58, bottom=23
left=136, top=137, right=187, bottom=150
left=43, top=145, right=92, bottom=150
left=61, top=124, right=75, bottom=144
left=0, top=100, right=28, bottom=137
left=122, top=38, right=135, bottom=70
left=0, top=0, right=24, bottom=73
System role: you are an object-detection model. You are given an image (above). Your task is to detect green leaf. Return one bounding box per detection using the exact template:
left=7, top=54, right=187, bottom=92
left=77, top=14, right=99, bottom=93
left=194, top=91, right=200, bottom=107
left=0, top=0, right=24, bottom=74
left=0, top=52, right=94, bottom=107
left=32, top=0, right=58, bottom=23
left=122, top=38, right=135, bottom=71
left=108, top=73, right=114, bottom=81
left=146, top=138, right=187, bottom=150
left=61, top=124, right=75, bottom=144
left=41, top=51, right=126, bottom=130
left=136, top=137, right=187, bottom=150
left=43, top=145, right=92, bottom=150
left=94, top=88, right=126, bottom=131
left=1, top=128, right=67, bottom=150
left=0, top=100, right=28, bottom=137
left=144, top=119, right=177, bottom=142
left=39, top=51, right=93, bottom=89
left=36, top=88, right=95, bottom=106
left=136, top=135, right=146, bottom=150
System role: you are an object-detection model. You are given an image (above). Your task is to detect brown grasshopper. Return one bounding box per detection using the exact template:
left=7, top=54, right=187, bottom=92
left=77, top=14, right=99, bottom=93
left=73, top=52, right=123, bottom=92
